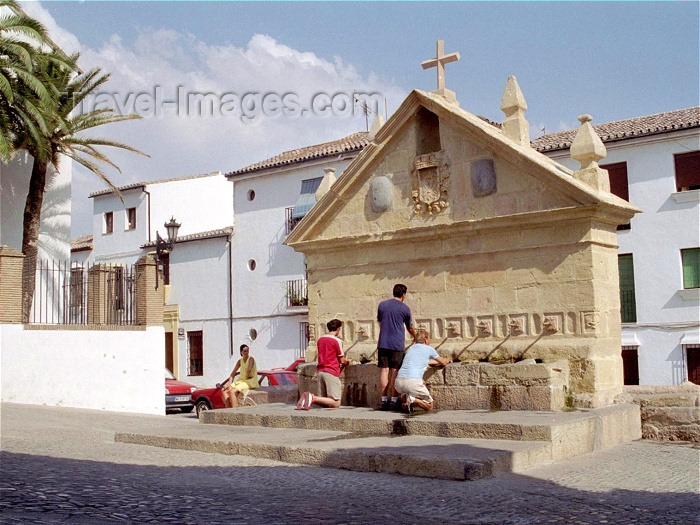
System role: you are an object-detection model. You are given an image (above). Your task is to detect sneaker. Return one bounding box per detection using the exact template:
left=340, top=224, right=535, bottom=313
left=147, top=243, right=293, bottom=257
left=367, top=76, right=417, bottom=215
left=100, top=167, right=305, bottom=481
left=379, top=400, right=391, bottom=411
left=302, top=391, right=314, bottom=410
left=404, top=395, right=414, bottom=414
left=296, top=392, right=307, bottom=410
left=391, top=398, right=403, bottom=411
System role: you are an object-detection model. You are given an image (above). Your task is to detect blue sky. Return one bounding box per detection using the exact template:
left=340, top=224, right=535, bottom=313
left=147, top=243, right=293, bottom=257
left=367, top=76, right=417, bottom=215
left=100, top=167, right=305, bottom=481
left=23, top=1, right=700, bottom=236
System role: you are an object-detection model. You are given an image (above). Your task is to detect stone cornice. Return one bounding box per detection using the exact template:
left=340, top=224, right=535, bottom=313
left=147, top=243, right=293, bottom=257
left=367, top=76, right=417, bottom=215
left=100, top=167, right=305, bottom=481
left=289, top=205, right=621, bottom=254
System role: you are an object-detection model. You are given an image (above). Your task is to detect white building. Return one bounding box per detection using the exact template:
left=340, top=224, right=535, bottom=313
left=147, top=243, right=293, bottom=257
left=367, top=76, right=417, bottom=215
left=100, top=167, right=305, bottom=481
left=224, top=132, right=368, bottom=369
left=72, top=171, right=234, bottom=387
left=533, top=107, right=700, bottom=386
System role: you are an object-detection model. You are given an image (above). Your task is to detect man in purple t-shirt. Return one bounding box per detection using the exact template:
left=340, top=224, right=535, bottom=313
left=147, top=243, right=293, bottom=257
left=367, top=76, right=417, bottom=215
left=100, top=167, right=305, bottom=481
left=376, top=283, right=416, bottom=410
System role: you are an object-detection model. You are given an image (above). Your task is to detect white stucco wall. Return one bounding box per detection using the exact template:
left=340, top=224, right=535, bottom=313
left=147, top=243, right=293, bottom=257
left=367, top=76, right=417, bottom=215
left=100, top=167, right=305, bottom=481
left=0, top=324, right=165, bottom=414
left=230, top=157, right=355, bottom=369
left=90, top=172, right=233, bottom=264
left=91, top=187, right=148, bottom=263
left=1, top=152, right=72, bottom=260
left=546, top=129, right=700, bottom=385
left=149, top=173, right=233, bottom=239
left=167, top=236, right=233, bottom=386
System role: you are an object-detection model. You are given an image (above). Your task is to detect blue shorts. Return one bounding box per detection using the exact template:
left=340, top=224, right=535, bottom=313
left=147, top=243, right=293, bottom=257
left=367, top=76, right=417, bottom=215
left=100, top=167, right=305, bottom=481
left=377, top=348, right=404, bottom=369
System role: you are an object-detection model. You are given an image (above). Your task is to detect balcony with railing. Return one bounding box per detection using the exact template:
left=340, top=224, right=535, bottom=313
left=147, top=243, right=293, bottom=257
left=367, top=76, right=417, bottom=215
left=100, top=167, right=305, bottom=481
left=286, top=278, right=308, bottom=307
left=620, top=289, right=637, bottom=323
left=285, top=207, right=302, bottom=235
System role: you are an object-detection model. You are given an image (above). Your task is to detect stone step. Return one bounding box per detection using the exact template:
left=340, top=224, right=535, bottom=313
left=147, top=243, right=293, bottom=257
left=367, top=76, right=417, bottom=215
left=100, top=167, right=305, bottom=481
left=199, top=402, right=641, bottom=461
left=115, top=424, right=551, bottom=481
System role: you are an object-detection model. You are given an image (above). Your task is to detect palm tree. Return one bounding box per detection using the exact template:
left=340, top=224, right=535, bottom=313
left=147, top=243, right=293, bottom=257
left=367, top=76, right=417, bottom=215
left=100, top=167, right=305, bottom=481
left=0, top=0, right=70, bottom=162
left=21, top=58, right=147, bottom=320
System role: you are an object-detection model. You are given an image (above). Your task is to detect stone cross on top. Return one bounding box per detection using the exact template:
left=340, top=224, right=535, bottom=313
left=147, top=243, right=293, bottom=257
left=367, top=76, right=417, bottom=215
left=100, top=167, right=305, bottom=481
left=422, top=39, right=460, bottom=103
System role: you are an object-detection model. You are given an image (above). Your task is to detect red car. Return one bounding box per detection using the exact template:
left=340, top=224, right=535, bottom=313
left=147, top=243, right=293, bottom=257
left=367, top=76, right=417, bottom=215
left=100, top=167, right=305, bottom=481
left=271, top=358, right=306, bottom=372
left=165, top=368, right=197, bottom=413
left=191, top=369, right=297, bottom=416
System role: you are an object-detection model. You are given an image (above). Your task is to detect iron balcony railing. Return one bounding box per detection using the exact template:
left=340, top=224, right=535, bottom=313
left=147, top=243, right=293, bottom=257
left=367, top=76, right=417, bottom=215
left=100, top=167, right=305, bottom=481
left=286, top=278, right=308, bottom=307
left=285, top=206, right=302, bottom=235
left=620, top=289, right=637, bottom=323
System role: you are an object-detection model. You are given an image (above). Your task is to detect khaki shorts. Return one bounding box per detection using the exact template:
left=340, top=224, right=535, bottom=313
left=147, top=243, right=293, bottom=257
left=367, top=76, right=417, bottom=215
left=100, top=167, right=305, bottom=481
left=318, top=371, right=342, bottom=401
left=394, top=377, right=433, bottom=403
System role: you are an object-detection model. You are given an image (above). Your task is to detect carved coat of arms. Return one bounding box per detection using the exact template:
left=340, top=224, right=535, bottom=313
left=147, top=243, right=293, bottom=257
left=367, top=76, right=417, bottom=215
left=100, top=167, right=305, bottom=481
left=411, top=151, right=450, bottom=215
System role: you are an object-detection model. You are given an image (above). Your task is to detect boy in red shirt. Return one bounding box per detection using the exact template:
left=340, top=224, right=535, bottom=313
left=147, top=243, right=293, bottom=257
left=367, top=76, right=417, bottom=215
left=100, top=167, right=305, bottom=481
left=297, top=318, right=349, bottom=410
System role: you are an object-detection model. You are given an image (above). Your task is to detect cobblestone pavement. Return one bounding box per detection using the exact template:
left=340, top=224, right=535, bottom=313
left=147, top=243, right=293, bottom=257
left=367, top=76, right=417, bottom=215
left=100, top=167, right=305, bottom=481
left=1, top=403, right=698, bottom=525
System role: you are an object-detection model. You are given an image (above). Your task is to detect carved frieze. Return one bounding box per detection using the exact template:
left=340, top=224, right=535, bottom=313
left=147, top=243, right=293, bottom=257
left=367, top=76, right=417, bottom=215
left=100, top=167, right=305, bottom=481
left=411, top=151, right=450, bottom=215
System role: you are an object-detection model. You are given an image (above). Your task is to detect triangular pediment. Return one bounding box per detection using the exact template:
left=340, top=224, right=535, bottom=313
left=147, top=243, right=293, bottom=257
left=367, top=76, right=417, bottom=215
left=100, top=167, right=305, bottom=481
left=285, top=90, right=639, bottom=250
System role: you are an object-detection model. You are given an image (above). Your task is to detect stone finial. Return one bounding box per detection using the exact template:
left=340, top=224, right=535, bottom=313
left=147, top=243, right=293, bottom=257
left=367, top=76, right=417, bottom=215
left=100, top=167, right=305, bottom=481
left=315, top=168, right=337, bottom=201
left=571, top=115, right=606, bottom=169
left=367, top=114, right=385, bottom=142
left=500, top=75, right=530, bottom=147
left=570, top=115, right=610, bottom=192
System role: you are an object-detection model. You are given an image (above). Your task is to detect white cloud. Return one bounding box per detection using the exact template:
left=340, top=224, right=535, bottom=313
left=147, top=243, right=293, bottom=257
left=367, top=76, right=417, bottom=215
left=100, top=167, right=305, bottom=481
left=22, top=3, right=407, bottom=237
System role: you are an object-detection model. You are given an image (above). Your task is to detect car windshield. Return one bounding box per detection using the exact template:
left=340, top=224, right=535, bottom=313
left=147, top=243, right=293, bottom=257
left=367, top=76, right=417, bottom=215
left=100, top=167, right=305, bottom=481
left=164, top=368, right=176, bottom=380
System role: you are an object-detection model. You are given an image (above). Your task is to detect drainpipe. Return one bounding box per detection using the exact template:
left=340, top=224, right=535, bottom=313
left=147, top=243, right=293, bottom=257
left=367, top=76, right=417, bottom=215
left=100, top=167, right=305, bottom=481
left=142, top=188, right=152, bottom=243
left=227, top=234, right=234, bottom=357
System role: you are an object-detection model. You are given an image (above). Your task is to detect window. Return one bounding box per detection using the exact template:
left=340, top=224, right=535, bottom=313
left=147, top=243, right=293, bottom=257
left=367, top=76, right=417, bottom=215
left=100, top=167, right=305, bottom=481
left=290, top=177, right=323, bottom=224
left=621, top=346, right=639, bottom=385
left=188, top=331, right=203, bottom=376
left=601, top=161, right=630, bottom=230
left=674, top=151, right=700, bottom=191
left=685, top=345, right=700, bottom=385
left=618, top=254, right=637, bottom=323
left=126, top=207, right=136, bottom=230
left=104, top=211, right=113, bottom=234
left=248, top=259, right=256, bottom=271
left=681, top=248, right=699, bottom=289
left=247, top=189, right=256, bottom=201
left=69, top=266, right=84, bottom=310
left=249, top=328, right=258, bottom=341
left=113, top=266, right=125, bottom=311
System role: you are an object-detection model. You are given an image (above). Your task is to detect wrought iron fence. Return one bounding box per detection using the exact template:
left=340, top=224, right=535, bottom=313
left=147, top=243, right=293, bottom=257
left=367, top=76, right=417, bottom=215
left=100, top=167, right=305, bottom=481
left=620, top=289, right=637, bottom=323
left=286, top=278, right=308, bottom=307
left=30, top=260, right=136, bottom=325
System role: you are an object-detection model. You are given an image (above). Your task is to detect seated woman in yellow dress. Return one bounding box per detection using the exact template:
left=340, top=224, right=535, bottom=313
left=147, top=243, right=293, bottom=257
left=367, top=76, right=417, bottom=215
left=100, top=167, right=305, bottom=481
left=219, top=344, right=259, bottom=408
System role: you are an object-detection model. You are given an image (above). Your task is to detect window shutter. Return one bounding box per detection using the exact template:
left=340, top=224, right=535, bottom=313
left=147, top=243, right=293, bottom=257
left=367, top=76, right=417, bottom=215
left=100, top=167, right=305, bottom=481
left=674, top=151, right=700, bottom=191
left=601, top=162, right=629, bottom=201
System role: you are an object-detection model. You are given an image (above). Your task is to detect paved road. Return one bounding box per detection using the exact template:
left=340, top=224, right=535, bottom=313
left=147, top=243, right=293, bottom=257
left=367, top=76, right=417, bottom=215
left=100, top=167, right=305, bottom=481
left=0, top=403, right=698, bottom=524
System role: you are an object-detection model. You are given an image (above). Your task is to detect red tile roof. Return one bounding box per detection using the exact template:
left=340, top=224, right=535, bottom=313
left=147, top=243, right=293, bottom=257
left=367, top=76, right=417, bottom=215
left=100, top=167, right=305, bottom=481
left=89, top=172, right=222, bottom=198
left=70, top=235, right=93, bottom=252
left=226, top=132, right=369, bottom=177
left=532, top=107, right=700, bottom=152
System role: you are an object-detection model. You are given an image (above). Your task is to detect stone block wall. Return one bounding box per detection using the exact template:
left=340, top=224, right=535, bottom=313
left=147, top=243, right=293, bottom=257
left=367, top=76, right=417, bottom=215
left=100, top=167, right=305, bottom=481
left=299, top=360, right=570, bottom=411
left=618, top=384, right=699, bottom=442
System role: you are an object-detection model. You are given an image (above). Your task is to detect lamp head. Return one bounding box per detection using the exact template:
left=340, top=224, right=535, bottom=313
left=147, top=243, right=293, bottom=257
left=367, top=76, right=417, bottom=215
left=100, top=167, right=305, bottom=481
left=164, top=216, right=181, bottom=243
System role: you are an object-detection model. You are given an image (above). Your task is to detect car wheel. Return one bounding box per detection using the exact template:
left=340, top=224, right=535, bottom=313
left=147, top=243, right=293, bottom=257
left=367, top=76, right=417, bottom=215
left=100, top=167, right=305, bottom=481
left=181, top=406, right=194, bottom=413
left=196, top=399, right=212, bottom=417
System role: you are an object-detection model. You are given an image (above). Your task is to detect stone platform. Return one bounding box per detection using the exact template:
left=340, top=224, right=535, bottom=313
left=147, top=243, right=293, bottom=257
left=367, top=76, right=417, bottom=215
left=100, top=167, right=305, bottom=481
left=115, top=403, right=641, bottom=481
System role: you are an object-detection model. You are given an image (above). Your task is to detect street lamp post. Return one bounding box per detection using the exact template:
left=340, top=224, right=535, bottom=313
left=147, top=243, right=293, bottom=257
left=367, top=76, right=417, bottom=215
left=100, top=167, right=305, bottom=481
left=154, top=216, right=181, bottom=289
